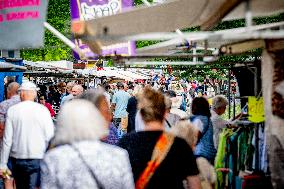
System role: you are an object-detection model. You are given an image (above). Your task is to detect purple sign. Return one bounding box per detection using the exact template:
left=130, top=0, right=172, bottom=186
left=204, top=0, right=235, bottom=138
left=70, top=0, right=136, bottom=59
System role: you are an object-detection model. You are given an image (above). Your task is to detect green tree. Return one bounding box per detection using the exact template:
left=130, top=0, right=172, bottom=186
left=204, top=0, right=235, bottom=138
left=21, top=0, right=73, bottom=61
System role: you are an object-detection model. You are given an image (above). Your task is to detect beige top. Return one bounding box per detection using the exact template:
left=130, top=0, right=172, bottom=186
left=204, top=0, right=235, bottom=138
left=196, top=157, right=216, bottom=189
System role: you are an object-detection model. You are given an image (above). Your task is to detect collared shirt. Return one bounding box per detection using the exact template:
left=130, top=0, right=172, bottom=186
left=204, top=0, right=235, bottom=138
left=0, top=95, right=21, bottom=123
left=112, top=90, right=130, bottom=118
left=60, top=94, right=73, bottom=105
left=211, top=110, right=230, bottom=149
left=170, top=108, right=188, bottom=119
left=0, top=101, right=54, bottom=169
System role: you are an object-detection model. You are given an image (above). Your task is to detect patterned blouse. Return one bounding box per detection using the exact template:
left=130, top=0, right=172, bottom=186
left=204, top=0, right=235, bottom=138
left=41, top=141, right=135, bottom=189
left=0, top=95, right=20, bottom=123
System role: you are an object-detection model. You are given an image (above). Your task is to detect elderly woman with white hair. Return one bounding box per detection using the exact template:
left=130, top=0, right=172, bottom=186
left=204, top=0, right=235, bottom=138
left=211, top=95, right=242, bottom=149
left=40, top=100, right=134, bottom=189
left=211, top=95, right=230, bottom=149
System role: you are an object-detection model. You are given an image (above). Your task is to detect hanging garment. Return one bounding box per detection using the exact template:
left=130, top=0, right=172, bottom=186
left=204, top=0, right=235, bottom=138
left=215, top=129, right=233, bottom=189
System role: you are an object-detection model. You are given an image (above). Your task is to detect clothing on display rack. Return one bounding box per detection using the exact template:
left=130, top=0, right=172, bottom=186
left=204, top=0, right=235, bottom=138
left=215, top=120, right=261, bottom=189
left=252, top=123, right=268, bottom=173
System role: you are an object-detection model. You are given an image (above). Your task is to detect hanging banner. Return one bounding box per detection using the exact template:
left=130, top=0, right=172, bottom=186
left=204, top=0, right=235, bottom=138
left=0, top=0, right=48, bottom=50
left=248, top=96, right=265, bottom=123
left=70, top=0, right=136, bottom=59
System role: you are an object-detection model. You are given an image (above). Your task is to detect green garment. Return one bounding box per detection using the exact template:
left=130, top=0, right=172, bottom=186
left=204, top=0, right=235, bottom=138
left=215, top=129, right=233, bottom=189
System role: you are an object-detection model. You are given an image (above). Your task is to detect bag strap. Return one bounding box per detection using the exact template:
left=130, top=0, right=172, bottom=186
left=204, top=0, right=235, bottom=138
left=136, top=132, right=175, bottom=189
left=190, top=116, right=210, bottom=142
left=165, top=119, right=172, bottom=128
left=70, top=144, right=104, bottom=189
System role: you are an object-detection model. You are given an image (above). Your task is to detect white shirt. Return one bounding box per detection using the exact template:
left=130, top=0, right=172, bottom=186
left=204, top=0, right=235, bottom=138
left=211, top=110, right=230, bottom=148
left=135, top=110, right=146, bottom=132
left=0, top=101, right=54, bottom=169
left=41, top=141, right=134, bottom=189
left=192, top=118, right=205, bottom=133
left=170, top=108, right=188, bottom=119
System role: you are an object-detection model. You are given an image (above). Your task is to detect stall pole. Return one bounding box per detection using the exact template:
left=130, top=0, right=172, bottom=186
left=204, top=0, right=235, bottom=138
left=254, top=66, right=259, bottom=171
left=227, top=68, right=231, bottom=119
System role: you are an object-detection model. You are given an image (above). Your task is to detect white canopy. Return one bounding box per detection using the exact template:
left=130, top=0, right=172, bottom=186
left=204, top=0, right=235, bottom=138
left=95, top=68, right=150, bottom=81
left=71, top=0, right=284, bottom=55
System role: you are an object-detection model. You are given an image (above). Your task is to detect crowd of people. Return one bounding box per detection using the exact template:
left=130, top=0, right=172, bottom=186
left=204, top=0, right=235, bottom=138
left=0, top=78, right=239, bottom=189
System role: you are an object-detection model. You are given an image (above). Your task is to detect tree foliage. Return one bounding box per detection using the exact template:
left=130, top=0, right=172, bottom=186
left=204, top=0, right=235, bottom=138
left=21, top=0, right=73, bottom=61
left=20, top=0, right=284, bottom=80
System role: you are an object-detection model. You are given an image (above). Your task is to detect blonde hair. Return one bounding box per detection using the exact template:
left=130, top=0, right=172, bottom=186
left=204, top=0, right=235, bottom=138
left=52, top=99, right=108, bottom=146
left=164, top=96, right=172, bottom=110
left=170, top=121, right=198, bottom=148
left=132, top=85, right=143, bottom=97
left=138, top=87, right=165, bottom=123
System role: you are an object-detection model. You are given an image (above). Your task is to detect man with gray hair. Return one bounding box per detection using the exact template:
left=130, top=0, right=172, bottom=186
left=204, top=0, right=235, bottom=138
left=0, top=82, right=20, bottom=189
left=60, top=82, right=75, bottom=105
left=0, top=82, right=20, bottom=138
left=61, top=84, right=84, bottom=106
left=0, top=82, right=54, bottom=189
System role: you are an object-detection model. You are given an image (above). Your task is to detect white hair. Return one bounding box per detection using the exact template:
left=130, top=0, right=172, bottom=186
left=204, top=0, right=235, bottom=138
left=211, top=95, right=229, bottom=110
left=52, top=99, right=108, bottom=146
left=171, top=97, right=182, bottom=109
left=132, top=85, right=143, bottom=97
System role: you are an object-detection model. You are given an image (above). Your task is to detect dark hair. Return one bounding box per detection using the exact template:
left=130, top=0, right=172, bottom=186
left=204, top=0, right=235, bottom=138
left=164, top=90, right=176, bottom=98
left=116, top=82, right=124, bottom=89
left=128, top=84, right=134, bottom=90
left=191, top=97, right=211, bottom=117
left=104, top=84, right=111, bottom=90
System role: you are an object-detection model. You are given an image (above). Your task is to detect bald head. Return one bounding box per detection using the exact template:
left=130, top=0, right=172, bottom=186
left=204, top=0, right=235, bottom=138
left=66, top=82, right=75, bottom=94
left=7, top=82, right=20, bottom=99
left=71, top=85, right=84, bottom=97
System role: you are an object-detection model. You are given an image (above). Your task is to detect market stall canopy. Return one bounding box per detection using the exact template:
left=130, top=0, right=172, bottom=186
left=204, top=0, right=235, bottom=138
left=72, top=0, right=284, bottom=55
left=24, top=60, right=73, bottom=71
left=0, top=0, right=48, bottom=50
left=0, top=62, right=26, bottom=72
left=136, top=21, right=284, bottom=54
left=95, top=67, right=150, bottom=81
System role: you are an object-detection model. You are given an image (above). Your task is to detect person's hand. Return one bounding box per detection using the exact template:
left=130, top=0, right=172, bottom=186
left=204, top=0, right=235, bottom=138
left=226, top=124, right=237, bottom=129
left=0, top=168, right=11, bottom=179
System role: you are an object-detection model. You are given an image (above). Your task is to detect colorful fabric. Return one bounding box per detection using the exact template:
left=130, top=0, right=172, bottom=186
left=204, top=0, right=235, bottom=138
left=0, top=95, right=20, bottom=123
left=44, top=102, right=55, bottom=117
left=215, top=129, right=233, bottom=189
left=211, top=110, right=230, bottom=149
left=105, top=123, right=119, bottom=145
left=136, top=133, right=174, bottom=189
left=215, top=126, right=255, bottom=189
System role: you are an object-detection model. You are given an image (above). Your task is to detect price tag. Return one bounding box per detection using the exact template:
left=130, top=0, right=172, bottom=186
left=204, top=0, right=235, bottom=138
left=248, top=96, right=265, bottom=123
